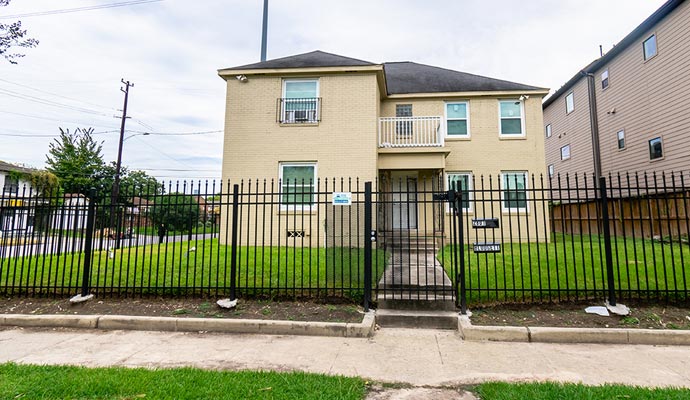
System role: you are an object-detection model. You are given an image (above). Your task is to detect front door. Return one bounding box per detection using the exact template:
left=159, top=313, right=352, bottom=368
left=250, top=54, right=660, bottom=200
left=391, top=172, right=417, bottom=229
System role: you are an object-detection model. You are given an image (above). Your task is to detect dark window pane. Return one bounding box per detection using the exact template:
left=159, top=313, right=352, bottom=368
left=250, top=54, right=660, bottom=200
left=447, top=120, right=468, bottom=135
left=649, top=137, right=663, bottom=159
left=501, top=119, right=522, bottom=134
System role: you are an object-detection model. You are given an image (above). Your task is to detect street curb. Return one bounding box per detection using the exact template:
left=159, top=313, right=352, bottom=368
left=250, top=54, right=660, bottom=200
left=459, top=315, right=690, bottom=346
left=0, top=312, right=376, bottom=338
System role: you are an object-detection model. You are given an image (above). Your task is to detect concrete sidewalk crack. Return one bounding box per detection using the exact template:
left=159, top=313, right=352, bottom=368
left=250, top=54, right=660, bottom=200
left=435, top=334, right=444, bottom=365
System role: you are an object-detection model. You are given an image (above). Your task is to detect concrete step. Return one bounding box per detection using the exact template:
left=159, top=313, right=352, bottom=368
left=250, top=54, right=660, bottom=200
left=377, top=293, right=457, bottom=311
left=376, top=309, right=458, bottom=330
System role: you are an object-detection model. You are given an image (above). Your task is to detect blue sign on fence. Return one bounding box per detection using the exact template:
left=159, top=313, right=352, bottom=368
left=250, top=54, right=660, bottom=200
left=332, top=192, right=352, bottom=206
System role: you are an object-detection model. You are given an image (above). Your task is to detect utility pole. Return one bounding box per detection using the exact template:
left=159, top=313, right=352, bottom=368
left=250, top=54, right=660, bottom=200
left=260, top=0, right=268, bottom=61
left=111, top=79, right=133, bottom=248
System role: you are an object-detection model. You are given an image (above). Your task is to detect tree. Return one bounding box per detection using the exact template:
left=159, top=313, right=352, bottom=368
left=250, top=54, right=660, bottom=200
left=0, top=0, right=38, bottom=64
left=149, top=193, right=200, bottom=232
left=29, top=170, right=60, bottom=196
left=99, top=162, right=162, bottom=201
left=45, top=127, right=106, bottom=195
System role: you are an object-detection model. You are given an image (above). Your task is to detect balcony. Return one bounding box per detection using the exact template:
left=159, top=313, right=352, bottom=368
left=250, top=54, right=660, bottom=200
left=277, top=98, right=321, bottom=124
left=378, top=116, right=444, bottom=148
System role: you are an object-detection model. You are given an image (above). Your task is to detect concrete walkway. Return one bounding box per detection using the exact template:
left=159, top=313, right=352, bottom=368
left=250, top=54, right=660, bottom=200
left=2, top=326, right=689, bottom=388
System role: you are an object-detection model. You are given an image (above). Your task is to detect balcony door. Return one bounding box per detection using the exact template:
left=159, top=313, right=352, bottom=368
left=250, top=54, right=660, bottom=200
left=391, top=171, right=417, bottom=230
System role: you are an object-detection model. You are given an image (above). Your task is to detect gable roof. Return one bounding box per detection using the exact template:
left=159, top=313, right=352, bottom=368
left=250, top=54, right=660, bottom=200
left=0, top=160, right=35, bottom=174
left=543, top=0, right=684, bottom=108
left=383, top=62, right=543, bottom=95
left=222, top=50, right=376, bottom=70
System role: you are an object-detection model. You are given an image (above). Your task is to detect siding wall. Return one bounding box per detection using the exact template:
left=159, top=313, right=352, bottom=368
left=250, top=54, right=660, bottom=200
left=544, top=1, right=690, bottom=180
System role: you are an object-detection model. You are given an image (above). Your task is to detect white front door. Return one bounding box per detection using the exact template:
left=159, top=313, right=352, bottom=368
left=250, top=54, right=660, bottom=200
left=391, top=172, right=418, bottom=229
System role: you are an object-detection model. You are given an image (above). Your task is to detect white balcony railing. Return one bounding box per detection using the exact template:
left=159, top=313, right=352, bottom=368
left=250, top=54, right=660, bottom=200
left=378, top=116, right=444, bottom=148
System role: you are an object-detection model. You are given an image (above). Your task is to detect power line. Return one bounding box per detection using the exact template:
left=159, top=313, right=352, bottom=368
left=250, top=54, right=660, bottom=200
left=0, top=110, right=121, bottom=130
left=0, top=130, right=118, bottom=138
left=0, top=0, right=164, bottom=20
left=0, top=88, right=110, bottom=116
left=128, top=129, right=222, bottom=136
left=0, top=78, right=117, bottom=112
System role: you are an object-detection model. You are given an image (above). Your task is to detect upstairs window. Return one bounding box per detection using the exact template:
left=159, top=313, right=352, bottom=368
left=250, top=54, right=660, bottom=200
left=643, top=34, right=657, bottom=60
left=601, top=69, right=609, bottom=89
left=3, top=176, right=19, bottom=194
left=565, top=92, right=574, bottom=114
left=545, top=124, right=552, bottom=138
left=548, top=164, right=554, bottom=178
left=445, top=102, right=469, bottom=137
left=561, top=144, right=571, bottom=160
left=499, top=100, right=524, bottom=136
left=279, top=162, right=317, bottom=209
left=395, top=104, right=413, bottom=135
left=617, top=130, right=625, bottom=150
left=280, top=79, right=320, bottom=124
left=649, top=137, right=663, bottom=160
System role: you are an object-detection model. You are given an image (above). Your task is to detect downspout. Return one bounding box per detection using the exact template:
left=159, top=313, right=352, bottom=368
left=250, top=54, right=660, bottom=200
left=581, top=70, right=602, bottom=184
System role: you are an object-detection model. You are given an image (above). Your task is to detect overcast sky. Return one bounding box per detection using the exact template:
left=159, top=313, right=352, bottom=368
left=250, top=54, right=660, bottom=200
left=0, top=0, right=667, bottom=182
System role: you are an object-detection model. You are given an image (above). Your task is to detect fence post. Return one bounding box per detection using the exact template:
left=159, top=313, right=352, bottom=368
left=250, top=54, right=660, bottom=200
left=81, top=188, right=97, bottom=297
left=229, top=184, right=240, bottom=301
left=363, top=181, right=372, bottom=312
left=454, top=186, right=467, bottom=315
left=599, top=176, right=617, bottom=306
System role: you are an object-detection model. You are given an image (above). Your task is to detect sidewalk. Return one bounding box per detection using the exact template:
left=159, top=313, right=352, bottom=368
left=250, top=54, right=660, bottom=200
left=2, top=326, right=689, bottom=388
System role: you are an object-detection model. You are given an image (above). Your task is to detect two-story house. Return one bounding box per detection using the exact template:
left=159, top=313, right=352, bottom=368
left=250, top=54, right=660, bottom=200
left=543, top=0, right=690, bottom=181
left=218, top=51, right=549, bottom=246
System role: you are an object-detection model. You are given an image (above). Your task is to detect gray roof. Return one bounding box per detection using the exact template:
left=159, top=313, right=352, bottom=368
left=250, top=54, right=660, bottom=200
left=223, top=50, right=376, bottom=70
left=0, top=160, right=35, bottom=174
left=384, top=62, right=543, bottom=95
left=543, top=0, right=684, bottom=108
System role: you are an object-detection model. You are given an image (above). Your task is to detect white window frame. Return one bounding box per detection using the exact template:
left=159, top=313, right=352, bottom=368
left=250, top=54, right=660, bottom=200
left=565, top=92, right=575, bottom=114
left=548, top=164, right=554, bottom=178
left=617, top=130, right=625, bottom=150
left=601, top=69, right=609, bottom=90
left=281, top=79, right=320, bottom=123
left=643, top=34, right=657, bottom=61
left=498, top=100, right=526, bottom=138
left=278, top=162, right=317, bottom=210
left=444, top=101, right=470, bottom=138
left=501, top=171, right=529, bottom=213
left=545, top=124, right=552, bottom=138
left=561, top=144, right=571, bottom=161
left=445, top=172, right=473, bottom=213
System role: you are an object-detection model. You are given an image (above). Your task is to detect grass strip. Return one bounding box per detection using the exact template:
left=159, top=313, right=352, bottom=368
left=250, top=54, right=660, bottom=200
left=476, top=381, right=690, bottom=399
left=0, top=363, right=366, bottom=400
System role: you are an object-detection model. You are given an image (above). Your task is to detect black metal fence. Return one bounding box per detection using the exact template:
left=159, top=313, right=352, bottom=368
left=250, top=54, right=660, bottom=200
left=0, top=172, right=689, bottom=306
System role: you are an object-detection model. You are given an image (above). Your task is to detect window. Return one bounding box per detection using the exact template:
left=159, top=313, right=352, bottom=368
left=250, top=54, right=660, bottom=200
left=565, top=92, right=574, bottom=114
left=445, top=102, right=469, bottom=137
left=279, top=163, right=316, bottom=208
left=499, top=100, right=524, bottom=136
left=3, top=176, right=18, bottom=194
left=395, top=104, right=413, bottom=135
left=561, top=144, right=571, bottom=160
left=548, top=165, right=554, bottom=178
left=643, top=34, right=657, bottom=60
left=601, top=69, right=609, bottom=89
left=446, top=172, right=472, bottom=211
left=617, top=130, right=625, bottom=150
left=280, top=79, right=319, bottom=124
left=649, top=137, right=663, bottom=160
left=545, top=124, right=552, bottom=138
left=502, top=172, right=528, bottom=212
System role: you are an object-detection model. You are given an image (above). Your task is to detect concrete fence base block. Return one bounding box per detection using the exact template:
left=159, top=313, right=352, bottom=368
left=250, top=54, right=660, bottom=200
left=97, top=315, right=177, bottom=332
left=628, top=329, right=690, bottom=346
left=529, top=327, right=629, bottom=344
left=2, top=314, right=99, bottom=329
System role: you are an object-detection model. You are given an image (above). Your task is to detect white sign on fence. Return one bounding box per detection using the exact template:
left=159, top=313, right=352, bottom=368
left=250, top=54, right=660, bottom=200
left=332, top=192, right=352, bottom=206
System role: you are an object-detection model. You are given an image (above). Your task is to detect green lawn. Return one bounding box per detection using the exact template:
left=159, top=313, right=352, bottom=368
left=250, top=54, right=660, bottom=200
left=476, top=382, right=690, bottom=399
left=0, top=239, right=387, bottom=298
left=0, top=363, right=365, bottom=400
left=438, top=233, right=689, bottom=304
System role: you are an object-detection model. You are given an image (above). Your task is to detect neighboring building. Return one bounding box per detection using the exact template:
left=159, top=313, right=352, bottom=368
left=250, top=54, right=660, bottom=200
left=218, top=51, right=549, bottom=244
left=0, top=161, right=36, bottom=236
left=543, top=0, right=690, bottom=181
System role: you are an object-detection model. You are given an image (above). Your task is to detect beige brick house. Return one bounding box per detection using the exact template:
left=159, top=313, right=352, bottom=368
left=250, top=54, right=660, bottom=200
left=218, top=51, right=549, bottom=245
